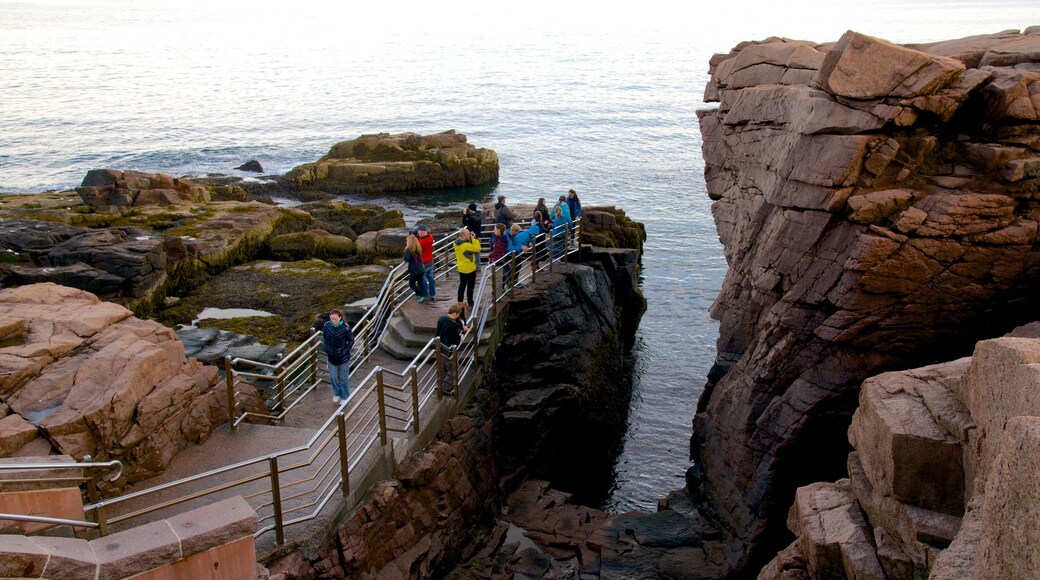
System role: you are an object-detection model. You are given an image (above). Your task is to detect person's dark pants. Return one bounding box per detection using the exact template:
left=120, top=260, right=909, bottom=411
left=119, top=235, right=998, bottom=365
left=408, top=272, right=427, bottom=297
left=502, top=262, right=513, bottom=289
left=439, top=344, right=458, bottom=394
left=458, top=270, right=476, bottom=305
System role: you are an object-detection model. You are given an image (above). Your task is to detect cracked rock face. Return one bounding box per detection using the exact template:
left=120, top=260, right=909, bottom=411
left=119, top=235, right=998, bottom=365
left=696, top=28, right=1040, bottom=572
left=0, top=283, right=225, bottom=484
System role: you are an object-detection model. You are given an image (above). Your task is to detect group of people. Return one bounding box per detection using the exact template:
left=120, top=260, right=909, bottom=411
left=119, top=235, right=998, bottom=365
left=324, top=189, right=585, bottom=402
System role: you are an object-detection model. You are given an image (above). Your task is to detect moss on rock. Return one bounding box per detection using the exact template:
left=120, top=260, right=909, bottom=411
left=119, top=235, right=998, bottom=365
left=268, top=230, right=356, bottom=261
left=157, top=259, right=389, bottom=347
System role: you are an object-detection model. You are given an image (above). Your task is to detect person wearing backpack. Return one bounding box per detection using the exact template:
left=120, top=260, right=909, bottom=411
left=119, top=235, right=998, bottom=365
left=494, top=195, right=517, bottom=227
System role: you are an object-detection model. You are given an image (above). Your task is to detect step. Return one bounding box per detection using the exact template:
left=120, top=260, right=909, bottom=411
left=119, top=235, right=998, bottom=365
left=379, top=327, right=421, bottom=361
left=387, top=317, right=435, bottom=350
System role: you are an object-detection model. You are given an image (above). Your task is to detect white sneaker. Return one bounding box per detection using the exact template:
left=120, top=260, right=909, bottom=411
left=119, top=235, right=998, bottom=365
left=333, top=396, right=341, bottom=403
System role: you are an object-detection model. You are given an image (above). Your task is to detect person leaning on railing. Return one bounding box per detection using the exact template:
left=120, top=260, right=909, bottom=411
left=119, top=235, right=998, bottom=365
left=436, top=302, right=469, bottom=395
left=507, top=221, right=541, bottom=288
left=488, top=223, right=510, bottom=290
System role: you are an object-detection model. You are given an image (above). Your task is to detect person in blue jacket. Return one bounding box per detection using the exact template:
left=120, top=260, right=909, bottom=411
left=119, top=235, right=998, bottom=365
left=551, top=206, right=569, bottom=259
left=566, top=189, right=582, bottom=225
left=552, top=195, right=571, bottom=227
left=322, top=309, right=354, bottom=404
left=507, top=222, right=541, bottom=287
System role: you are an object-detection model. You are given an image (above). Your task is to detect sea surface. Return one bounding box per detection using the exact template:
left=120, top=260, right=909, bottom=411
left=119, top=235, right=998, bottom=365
left=2, top=0, right=1038, bottom=512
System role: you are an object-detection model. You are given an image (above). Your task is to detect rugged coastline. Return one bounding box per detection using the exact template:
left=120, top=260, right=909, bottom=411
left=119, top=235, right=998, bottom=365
left=695, top=27, right=1040, bottom=576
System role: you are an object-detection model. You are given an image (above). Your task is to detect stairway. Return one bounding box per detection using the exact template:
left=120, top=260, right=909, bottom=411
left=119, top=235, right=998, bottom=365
left=379, top=297, right=496, bottom=361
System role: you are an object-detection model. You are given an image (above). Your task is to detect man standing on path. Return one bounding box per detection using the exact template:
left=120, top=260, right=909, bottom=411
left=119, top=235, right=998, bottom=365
left=322, top=308, right=354, bottom=403
left=494, top=195, right=518, bottom=227
left=436, top=303, right=469, bottom=395
left=416, top=224, right=437, bottom=301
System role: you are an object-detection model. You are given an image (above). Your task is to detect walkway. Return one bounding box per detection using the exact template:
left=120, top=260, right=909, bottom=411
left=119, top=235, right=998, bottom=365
left=48, top=223, right=581, bottom=557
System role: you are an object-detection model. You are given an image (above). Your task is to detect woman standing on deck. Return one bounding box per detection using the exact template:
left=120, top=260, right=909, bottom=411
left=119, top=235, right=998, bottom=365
left=323, top=309, right=354, bottom=404
left=403, top=234, right=429, bottom=304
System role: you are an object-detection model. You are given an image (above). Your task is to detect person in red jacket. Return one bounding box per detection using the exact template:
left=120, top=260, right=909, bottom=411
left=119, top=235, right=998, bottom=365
left=416, top=224, right=437, bottom=300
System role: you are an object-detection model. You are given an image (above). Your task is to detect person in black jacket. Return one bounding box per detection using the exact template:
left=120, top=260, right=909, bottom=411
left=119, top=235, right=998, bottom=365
left=462, top=203, right=482, bottom=237
left=436, top=303, right=469, bottom=395
left=323, top=309, right=354, bottom=403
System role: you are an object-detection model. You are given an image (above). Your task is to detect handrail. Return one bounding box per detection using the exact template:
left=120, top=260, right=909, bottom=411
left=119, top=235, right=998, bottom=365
left=0, top=513, right=100, bottom=529
left=79, top=221, right=581, bottom=544
left=0, top=459, right=123, bottom=483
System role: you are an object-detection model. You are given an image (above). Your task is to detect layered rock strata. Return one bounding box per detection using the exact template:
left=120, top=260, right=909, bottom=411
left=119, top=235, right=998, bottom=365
left=0, top=283, right=225, bottom=483
left=76, top=169, right=245, bottom=212
left=285, top=130, right=499, bottom=193
left=697, top=29, right=1040, bottom=572
left=760, top=325, right=1040, bottom=579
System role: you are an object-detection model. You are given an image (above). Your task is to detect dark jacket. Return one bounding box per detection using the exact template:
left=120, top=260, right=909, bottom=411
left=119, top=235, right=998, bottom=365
left=495, top=202, right=517, bottom=226
left=567, top=196, right=582, bottom=221
left=322, top=320, right=354, bottom=365
left=403, top=249, right=424, bottom=276
left=463, top=208, right=482, bottom=236
left=437, top=315, right=464, bottom=349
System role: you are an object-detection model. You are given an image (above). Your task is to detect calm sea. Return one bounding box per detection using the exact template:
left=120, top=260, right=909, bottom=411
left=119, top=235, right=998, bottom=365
left=2, top=0, right=1037, bottom=512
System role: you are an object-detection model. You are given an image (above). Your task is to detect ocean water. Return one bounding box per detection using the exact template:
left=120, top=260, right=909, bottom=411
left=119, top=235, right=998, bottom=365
left=2, top=0, right=1038, bottom=513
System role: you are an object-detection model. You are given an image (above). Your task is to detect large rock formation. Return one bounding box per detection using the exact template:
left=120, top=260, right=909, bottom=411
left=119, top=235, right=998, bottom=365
left=76, top=169, right=246, bottom=212
left=0, top=283, right=225, bottom=483
left=760, top=325, right=1040, bottom=579
left=696, top=29, right=1040, bottom=572
left=285, top=130, right=499, bottom=193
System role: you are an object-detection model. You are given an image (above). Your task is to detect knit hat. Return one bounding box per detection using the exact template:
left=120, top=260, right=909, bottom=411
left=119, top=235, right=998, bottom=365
left=416, top=224, right=429, bottom=232
left=468, top=203, right=478, bottom=211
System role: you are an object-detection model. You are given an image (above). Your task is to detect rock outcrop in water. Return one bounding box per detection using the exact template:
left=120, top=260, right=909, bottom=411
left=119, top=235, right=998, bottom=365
left=696, top=28, right=1040, bottom=573
left=759, top=324, right=1040, bottom=579
left=285, top=130, right=499, bottom=194
left=0, top=283, right=225, bottom=484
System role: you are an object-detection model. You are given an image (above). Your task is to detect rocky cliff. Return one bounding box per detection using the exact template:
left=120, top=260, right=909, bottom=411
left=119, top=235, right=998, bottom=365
left=696, top=28, right=1040, bottom=572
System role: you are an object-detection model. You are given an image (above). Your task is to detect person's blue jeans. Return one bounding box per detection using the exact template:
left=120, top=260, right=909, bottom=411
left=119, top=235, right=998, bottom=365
left=328, top=361, right=350, bottom=400
left=423, top=261, right=436, bottom=298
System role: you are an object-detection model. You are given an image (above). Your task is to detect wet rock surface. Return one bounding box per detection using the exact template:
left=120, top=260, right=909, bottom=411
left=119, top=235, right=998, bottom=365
left=696, top=28, right=1040, bottom=573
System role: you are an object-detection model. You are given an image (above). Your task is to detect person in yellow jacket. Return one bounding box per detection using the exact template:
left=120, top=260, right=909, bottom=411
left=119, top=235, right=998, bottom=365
left=453, top=227, right=482, bottom=308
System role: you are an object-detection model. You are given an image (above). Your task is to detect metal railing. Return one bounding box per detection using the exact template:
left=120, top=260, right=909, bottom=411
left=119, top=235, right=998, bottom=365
left=80, top=222, right=581, bottom=544
left=0, top=458, right=122, bottom=534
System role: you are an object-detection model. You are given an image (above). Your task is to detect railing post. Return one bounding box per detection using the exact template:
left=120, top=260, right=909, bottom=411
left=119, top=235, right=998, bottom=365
left=409, top=365, right=420, bottom=434
left=548, top=234, right=554, bottom=273
left=268, top=456, right=284, bottom=545
left=224, top=356, right=237, bottom=431
left=375, top=369, right=389, bottom=445
left=451, top=347, right=460, bottom=395
left=491, top=264, right=500, bottom=316
left=531, top=247, right=538, bottom=284
left=434, top=338, right=445, bottom=401
left=564, top=229, right=571, bottom=263
left=95, top=503, right=110, bottom=536
left=310, top=345, right=318, bottom=386
left=336, top=413, right=350, bottom=497
left=509, top=254, right=517, bottom=298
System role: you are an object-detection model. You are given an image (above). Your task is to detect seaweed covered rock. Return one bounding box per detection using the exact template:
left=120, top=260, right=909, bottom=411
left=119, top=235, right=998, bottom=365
left=268, top=229, right=356, bottom=261
left=285, top=130, right=499, bottom=194
left=0, top=284, right=224, bottom=483
left=297, top=201, right=405, bottom=239
left=579, top=206, right=647, bottom=251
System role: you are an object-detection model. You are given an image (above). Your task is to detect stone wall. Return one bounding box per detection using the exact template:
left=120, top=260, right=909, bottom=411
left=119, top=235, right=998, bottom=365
left=760, top=324, right=1040, bottom=579
left=696, top=29, right=1040, bottom=572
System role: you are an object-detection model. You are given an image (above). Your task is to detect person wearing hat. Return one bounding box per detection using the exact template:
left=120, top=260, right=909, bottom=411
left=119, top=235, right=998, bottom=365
left=462, top=202, right=482, bottom=237
left=415, top=224, right=437, bottom=301
left=453, top=226, right=482, bottom=308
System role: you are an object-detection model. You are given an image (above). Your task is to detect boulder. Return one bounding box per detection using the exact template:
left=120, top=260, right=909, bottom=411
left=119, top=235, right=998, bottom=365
left=0, top=414, right=39, bottom=457
left=268, top=229, right=356, bottom=260
left=355, top=227, right=410, bottom=256
left=285, top=130, right=499, bottom=194
left=787, top=480, right=885, bottom=580
left=77, top=170, right=212, bottom=212
left=235, top=160, right=264, bottom=173
left=815, top=31, right=966, bottom=100
left=0, top=283, right=225, bottom=483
